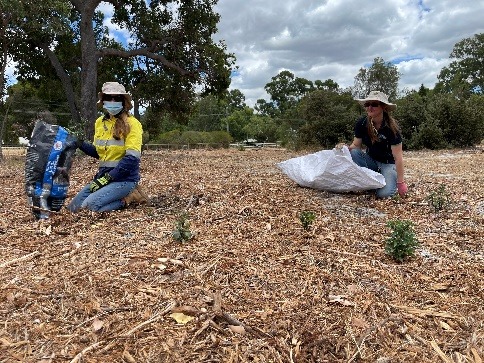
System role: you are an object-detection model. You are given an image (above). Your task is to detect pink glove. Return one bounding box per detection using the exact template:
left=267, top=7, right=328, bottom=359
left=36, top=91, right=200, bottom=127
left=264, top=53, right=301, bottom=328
left=397, top=181, right=408, bottom=196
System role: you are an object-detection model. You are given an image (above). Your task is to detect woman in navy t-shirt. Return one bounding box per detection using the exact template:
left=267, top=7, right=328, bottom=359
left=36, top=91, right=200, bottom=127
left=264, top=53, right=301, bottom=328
left=345, top=91, right=408, bottom=198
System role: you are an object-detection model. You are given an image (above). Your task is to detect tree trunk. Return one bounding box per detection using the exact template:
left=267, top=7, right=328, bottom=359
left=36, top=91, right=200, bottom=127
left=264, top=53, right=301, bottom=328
left=0, top=12, right=11, bottom=160
left=134, top=98, right=140, bottom=120
left=76, top=0, right=101, bottom=140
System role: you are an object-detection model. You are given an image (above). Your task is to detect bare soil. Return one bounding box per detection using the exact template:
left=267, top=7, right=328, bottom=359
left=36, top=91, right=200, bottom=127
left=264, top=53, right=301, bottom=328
left=1, top=147, right=483, bottom=362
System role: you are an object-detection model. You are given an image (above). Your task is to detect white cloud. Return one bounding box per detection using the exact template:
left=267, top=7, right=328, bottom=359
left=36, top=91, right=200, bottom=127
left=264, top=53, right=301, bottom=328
left=214, top=0, right=484, bottom=106
left=5, top=1, right=482, bottom=109
left=397, top=57, right=452, bottom=92
left=98, top=2, right=131, bottom=45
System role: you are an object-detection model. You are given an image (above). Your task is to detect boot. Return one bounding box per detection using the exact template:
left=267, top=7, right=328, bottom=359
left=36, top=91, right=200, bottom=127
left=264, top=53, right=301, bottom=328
left=123, top=185, right=149, bottom=206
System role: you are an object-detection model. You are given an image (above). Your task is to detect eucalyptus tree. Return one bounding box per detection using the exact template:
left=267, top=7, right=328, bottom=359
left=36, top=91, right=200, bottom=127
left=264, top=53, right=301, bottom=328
left=9, top=0, right=235, bottom=138
left=436, top=33, right=484, bottom=97
left=221, top=106, right=253, bottom=141
left=0, top=0, right=16, bottom=101
left=297, top=89, right=357, bottom=148
left=314, top=79, right=340, bottom=92
left=264, top=70, right=314, bottom=115
left=394, top=91, right=427, bottom=144
left=225, top=89, right=246, bottom=112
left=353, top=57, right=400, bottom=101
left=254, top=99, right=278, bottom=118
left=188, top=94, right=226, bottom=132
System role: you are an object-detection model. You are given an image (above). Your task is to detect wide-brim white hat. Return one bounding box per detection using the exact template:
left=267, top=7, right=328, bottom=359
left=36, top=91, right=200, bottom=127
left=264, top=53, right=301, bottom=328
left=97, top=82, right=133, bottom=110
left=355, top=91, right=396, bottom=111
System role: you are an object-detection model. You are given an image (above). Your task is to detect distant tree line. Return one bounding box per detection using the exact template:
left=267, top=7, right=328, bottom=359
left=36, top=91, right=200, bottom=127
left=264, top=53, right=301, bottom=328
left=0, top=0, right=483, bottom=156
left=149, top=36, right=484, bottom=151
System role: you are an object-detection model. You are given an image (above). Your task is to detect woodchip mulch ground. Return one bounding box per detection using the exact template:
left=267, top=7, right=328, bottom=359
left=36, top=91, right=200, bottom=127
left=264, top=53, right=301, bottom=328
left=0, top=146, right=483, bottom=363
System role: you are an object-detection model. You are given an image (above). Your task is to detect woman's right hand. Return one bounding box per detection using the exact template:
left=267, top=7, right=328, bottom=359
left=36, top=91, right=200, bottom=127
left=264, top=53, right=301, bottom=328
left=335, top=142, right=347, bottom=150
left=397, top=181, right=408, bottom=196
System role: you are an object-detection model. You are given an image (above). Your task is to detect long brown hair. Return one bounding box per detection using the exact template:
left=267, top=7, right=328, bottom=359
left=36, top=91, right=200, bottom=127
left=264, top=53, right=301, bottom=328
left=113, top=112, right=131, bottom=140
left=102, top=95, right=131, bottom=139
left=103, top=111, right=131, bottom=139
left=366, top=104, right=400, bottom=143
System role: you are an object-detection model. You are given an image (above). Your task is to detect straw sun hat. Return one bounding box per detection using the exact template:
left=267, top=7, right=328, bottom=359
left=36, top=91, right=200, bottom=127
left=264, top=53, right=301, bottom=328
left=97, top=82, right=133, bottom=110
left=355, top=91, right=396, bottom=111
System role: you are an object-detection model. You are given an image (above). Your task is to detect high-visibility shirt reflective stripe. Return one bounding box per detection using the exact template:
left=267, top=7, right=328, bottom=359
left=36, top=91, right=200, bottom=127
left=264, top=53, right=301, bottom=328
left=93, top=114, right=143, bottom=182
left=93, top=114, right=143, bottom=163
left=94, top=139, right=125, bottom=147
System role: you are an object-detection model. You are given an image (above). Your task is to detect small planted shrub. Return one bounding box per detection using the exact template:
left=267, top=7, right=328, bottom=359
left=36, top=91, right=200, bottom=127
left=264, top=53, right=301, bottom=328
left=427, top=184, right=451, bottom=212
left=299, top=211, right=316, bottom=231
left=385, top=219, right=419, bottom=262
left=172, top=212, right=193, bottom=243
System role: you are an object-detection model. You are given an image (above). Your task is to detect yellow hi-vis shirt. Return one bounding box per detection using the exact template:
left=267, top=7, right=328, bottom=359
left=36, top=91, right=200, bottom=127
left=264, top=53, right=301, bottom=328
left=93, top=114, right=143, bottom=181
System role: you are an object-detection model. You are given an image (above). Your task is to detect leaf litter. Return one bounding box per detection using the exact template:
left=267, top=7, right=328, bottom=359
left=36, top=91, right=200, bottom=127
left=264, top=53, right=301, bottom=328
left=0, top=147, right=483, bottom=362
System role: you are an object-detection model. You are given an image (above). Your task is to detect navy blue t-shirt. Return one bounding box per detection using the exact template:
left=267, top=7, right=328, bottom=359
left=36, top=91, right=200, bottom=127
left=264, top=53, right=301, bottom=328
left=354, top=116, right=402, bottom=164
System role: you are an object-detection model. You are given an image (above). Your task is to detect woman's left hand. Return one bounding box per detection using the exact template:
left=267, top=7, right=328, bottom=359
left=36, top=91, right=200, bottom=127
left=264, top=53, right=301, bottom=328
left=397, top=181, right=408, bottom=196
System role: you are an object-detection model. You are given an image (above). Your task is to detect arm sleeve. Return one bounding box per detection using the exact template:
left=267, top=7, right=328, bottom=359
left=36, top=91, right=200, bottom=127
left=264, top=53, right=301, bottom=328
left=107, top=116, right=143, bottom=181
left=108, top=154, right=140, bottom=181
left=391, top=131, right=403, bottom=145
left=79, top=141, right=100, bottom=159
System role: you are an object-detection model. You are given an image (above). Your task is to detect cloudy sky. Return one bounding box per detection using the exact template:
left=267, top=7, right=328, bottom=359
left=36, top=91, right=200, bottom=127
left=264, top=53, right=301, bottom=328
left=7, top=1, right=482, bottom=108
left=212, top=0, right=484, bottom=106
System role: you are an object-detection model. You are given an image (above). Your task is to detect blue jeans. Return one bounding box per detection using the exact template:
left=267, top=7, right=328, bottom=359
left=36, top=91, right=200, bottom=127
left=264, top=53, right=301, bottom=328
left=67, top=181, right=137, bottom=213
left=350, top=149, right=397, bottom=198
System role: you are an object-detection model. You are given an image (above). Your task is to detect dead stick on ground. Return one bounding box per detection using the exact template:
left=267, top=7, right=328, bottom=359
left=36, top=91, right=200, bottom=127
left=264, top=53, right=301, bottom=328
left=100, top=300, right=177, bottom=353
left=122, top=300, right=176, bottom=337
left=213, top=290, right=270, bottom=339
left=430, top=340, right=453, bottom=363
left=347, top=316, right=401, bottom=363
left=69, top=341, right=105, bottom=363
left=327, top=249, right=370, bottom=259
left=0, top=251, right=40, bottom=268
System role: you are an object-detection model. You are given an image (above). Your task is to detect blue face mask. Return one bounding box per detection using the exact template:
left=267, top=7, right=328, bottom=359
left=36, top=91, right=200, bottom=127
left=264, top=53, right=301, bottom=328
left=103, top=101, right=124, bottom=116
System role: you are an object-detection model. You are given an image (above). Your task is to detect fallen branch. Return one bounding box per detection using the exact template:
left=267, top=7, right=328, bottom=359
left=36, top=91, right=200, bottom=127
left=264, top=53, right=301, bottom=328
left=30, top=205, right=60, bottom=214
left=213, top=290, right=270, bottom=339
left=390, top=304, right=460, bottom=319
left=100, top=300, right=177, bottom=353
left=0, top=251, right=40, bottom=268
left=191, top=318, right=225, bottom=343
left=121, top=300, right=176, bottom=337
left=471, top=348, right=483, bottom=363
left=69, top=341, right=105, bottom=363
left=326, top=248, right=371, bottom=259
left=348, top=315, right=402, bottom=363
left=74, top=306, right=134, bottom=329
left=430, top=340, right=453, bottom=363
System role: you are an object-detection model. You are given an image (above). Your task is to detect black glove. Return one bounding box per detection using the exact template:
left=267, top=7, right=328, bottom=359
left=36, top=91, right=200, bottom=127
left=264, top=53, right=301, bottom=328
left=89, top=173, right=112, bottom=193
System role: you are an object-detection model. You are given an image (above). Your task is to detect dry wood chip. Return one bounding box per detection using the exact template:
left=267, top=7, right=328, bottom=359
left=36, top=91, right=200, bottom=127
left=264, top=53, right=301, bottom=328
left=1, top=148, right=483, bottom=362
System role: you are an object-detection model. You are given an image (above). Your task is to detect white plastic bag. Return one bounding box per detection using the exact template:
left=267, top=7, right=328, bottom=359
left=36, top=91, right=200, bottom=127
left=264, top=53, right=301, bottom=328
left=276, top=146, right=385, bottom=192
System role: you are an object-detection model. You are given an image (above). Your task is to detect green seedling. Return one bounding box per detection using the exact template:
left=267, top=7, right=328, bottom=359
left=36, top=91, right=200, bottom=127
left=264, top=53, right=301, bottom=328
left=299, top=210, right=316, bottom=231
left=385, top=219, right=419, bottom=262
left=172, top=212, right=193, bottom=243
left=427, top=184, right=451, bottom=212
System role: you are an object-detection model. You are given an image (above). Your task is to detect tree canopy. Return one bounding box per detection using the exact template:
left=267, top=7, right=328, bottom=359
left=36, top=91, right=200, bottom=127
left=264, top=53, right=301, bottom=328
left=353, top=57, right=400, bottom=101
left=6, top=0, right=235, bottom=137
left=264, top=70, right=314, bottom=115
left=436, top=33, right=484, bottom=97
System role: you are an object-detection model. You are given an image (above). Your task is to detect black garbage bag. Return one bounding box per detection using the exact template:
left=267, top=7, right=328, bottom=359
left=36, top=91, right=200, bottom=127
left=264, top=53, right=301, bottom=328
left=25, top=120, right=78, bottom=219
